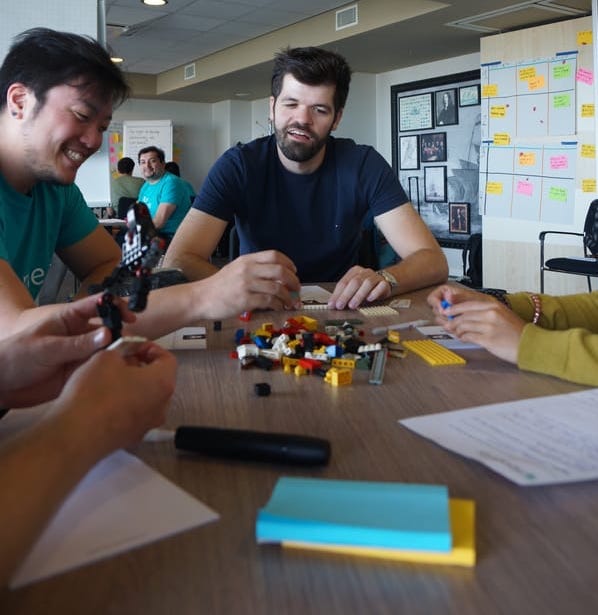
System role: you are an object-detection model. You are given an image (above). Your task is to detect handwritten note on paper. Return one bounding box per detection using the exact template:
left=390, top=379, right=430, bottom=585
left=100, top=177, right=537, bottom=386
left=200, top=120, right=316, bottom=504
left=490, top=105, right=507, bottom=118
left=550, top=155, right=568, bottom=170
left=548, top=186, right=568, bottom=202
left=553, top=63, right=571, bottom=80
left=519, top=66, right=536, bottom=80
left=582, top=104, right=595, bottom=118
left=581, top=144, right=596, bottom=158
left=486, top=181, right=503, bottom=195
left=516, top=180, right=534, bottom=197
left=576, top=67, right=594, bottom=85
left=553, top=94, right=571, bottom=109
left=493, top=133, right=510, bottom=146
left=482, top=84, right=498, bottom=98
left=578, top=30, right=592, bottom=46
left=527, top=75, right=545, bottom=91
left=583, top=179, right=597, bottom=192
left=400, top=389, right=598, bottom=486
left=518, top=152, right=536, bottom=167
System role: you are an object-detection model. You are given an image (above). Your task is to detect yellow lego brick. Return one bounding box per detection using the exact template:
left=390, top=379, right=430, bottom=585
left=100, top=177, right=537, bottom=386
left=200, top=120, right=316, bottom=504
left=324, top=367, right=353, bottom=386
left=403, top=340, right=466, bottom=366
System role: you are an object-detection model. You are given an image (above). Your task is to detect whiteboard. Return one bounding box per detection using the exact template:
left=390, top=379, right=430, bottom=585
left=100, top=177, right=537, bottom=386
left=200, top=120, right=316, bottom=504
left=75, top=132, right=111, bottom=208
left=123, top=120, right=173, bottom=177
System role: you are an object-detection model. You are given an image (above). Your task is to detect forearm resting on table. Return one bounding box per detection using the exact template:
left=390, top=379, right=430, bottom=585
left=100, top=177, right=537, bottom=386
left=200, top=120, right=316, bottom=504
left=387, top=247, right=448, bottom=294
left=163, top=249, right=219, bottom=281
left=0, top=412, right=102, bottom=587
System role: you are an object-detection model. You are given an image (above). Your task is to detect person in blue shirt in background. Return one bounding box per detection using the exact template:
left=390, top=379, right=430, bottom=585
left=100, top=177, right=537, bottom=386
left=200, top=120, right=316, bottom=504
left=165, top=160, right=196, bottom=205
left=137, top=146, right=191, bottom=245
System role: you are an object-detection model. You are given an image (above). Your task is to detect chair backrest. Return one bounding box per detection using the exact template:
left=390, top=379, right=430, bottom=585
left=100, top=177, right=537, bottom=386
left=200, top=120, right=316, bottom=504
left=583, top=199, right=598, bottom=256
left=117, top=196, right=137, bottom=219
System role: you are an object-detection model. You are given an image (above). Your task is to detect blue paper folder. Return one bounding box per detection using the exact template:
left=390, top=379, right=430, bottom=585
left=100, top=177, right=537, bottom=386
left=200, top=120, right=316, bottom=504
left=256, top=478, right=451, bottom=552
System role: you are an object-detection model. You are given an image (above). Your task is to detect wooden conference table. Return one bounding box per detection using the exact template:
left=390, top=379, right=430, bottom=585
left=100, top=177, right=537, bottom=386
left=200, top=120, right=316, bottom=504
left=1, top=287, right=595, bottom=615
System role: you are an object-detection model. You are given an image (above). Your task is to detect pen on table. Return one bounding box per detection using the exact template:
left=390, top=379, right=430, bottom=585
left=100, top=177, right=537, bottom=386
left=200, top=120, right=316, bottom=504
left=371, top=319, right=430, bottom=335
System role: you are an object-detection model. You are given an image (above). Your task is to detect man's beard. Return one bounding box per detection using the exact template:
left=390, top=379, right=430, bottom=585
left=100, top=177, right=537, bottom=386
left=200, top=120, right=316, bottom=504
left=274, top=123, right=329, bottom=163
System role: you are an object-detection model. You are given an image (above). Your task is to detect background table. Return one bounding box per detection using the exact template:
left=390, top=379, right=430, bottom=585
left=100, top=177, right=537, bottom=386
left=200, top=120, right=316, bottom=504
left=1, top=288, right=594, bottom=615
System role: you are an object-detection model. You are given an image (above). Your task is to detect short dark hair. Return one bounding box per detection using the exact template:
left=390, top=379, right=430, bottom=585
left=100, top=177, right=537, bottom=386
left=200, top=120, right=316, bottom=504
left=0, top=27, right=129, bottom=113
left=117, top=157, right=135, bottom=174
left=138, top=146, right=165, bottom=163
left=271, top=46, right=352, bottom=114
left=164, top=161, right=180, bottom=176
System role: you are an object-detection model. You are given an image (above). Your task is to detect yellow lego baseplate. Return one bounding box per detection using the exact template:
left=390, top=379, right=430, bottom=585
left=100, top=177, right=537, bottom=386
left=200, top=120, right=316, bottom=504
left=403, top=340, right=466, bottom=366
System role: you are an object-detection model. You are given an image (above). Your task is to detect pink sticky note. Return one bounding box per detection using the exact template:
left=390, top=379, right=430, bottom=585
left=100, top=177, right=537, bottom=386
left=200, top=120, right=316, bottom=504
left=516, top=180, right=534, bottom=197
left=550, top=155, right=568, bottom=170
left=576, top=68, right=594, bottom=85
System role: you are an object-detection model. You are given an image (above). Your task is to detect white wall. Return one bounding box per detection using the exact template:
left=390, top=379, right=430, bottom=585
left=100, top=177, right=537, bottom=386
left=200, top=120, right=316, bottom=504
left=114, top=98, right=214, bottom=192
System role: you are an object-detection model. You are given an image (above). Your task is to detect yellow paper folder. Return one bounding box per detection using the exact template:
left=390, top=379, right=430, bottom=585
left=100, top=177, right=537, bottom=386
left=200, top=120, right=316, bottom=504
left=283, top=499, right=475, bottom=567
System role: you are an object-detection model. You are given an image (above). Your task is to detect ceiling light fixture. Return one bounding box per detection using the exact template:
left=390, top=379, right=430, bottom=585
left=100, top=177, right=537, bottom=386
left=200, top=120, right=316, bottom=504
left=141, top=0, right=168, bottom=6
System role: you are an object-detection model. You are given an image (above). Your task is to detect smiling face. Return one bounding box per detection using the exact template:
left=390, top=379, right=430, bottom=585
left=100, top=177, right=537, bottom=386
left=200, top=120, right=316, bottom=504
left=16, top=81, right=112, bottom=188
left=139, top=150, right=166, bottom=182
left=269, top=74, right=342, bottom=173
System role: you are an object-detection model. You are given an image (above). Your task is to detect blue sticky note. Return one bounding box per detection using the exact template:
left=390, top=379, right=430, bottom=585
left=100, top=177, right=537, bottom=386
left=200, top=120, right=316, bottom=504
left=256, top=478, right=451, bottom=552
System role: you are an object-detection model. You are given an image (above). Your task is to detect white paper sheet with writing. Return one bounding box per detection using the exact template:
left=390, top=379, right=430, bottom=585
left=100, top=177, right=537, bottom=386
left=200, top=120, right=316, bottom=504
left=0, top=409, right=218, bottom=589
left=400, top=388, right=598, bottom=486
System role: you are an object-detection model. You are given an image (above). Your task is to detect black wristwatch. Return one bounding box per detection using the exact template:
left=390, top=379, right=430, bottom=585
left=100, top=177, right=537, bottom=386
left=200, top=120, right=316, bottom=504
left=376, top=269, right=399, bottom=294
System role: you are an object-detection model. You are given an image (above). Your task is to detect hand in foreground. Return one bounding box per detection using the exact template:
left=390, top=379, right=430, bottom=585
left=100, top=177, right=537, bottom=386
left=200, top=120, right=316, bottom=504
left=328, top=266, right=391, bottom=310
left=195, top=250, right=302, bottom=319
left=52, top=342, right=177, bottom=456
left=427, top=284, right=525, bottom=364
left=0, top=294, right=136, bottom=408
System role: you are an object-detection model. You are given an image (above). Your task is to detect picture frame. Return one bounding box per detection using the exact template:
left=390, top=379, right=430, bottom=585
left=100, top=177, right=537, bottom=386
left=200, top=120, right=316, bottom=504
left=434, top=88, right=458, bottom=126
left=420, top=132, right=447, bottom=163
left=459, top=84, right=480, bottom=107
left=449, top=202, right=470, bottom=234
left=424, top=166, right=447, bottom=202
left=398, top=92, right=433, bottom=132
left=399, top=135, right=419, bottom=170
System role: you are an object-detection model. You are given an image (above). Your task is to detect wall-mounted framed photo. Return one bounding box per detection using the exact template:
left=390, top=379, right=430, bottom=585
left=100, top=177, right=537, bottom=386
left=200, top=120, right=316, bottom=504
left=399, top=135, right=419, bottom=170
left=420, top=132, right=446, bottom=163
left=459, top=84, right=480, bottom=107
left=434, top=89, right=458, bottom=126
left=424, top=166, right=447, bottom=202
left=398, top=92, right=433, bottom=132
left=449, top=202, right=470, bottom=234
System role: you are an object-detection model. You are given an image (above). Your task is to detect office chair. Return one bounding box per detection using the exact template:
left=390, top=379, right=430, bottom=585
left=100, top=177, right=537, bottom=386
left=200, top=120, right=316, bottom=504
left=539, top=199, right=598, bottom=292
left=117, top=196, right=137, bottom=219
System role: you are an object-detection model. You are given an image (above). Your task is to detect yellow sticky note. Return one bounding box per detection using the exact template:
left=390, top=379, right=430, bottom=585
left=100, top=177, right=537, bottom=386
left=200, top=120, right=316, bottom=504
left=583, top=179, right=596, bottom=192
left=482, top=84, right=498, bottom=98
left=518, top=152, right=535, bottom=167
left=486, top=182, right=503, bottom=195
left=490, top=105, right=506, bottom=118
left=519, top=66, right=536, bottom=80
left=581, top=144, right=596, bottom=159
left=548, top=186, right=567, bottom=202
left=578, top=31, right=592, bottom=46
left=493, top=133, right=510, bottom=146
left=582, top=104, right=595, bottom=118
left=528, top=75, right=545, bottom=90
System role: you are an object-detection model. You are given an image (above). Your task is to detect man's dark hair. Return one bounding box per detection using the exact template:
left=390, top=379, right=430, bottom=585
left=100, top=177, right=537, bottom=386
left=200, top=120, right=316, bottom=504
left=164, top=161, right=180, bottom=176
left=117, top=157, right=135, bottom=174
left=0, top=27, right=129, bottom=113
left=271, top=46, right=352, bottom=114
left=138, top=146, right=165, bottom=163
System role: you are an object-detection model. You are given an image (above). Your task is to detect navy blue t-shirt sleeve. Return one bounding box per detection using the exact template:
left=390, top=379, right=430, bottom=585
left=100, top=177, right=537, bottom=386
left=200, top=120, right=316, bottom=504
left=361, top=147, right=409, bottom=217
left=193, top=148, right=244, bottom=223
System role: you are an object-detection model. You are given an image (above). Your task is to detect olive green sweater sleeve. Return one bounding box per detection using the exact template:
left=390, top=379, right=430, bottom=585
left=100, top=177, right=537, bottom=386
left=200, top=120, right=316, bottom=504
left=506, top=292, right=598, bottom=386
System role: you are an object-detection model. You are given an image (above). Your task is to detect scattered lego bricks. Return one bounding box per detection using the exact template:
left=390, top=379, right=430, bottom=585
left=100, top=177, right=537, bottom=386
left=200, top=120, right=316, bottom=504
left=233, top=315, right=399, bottom=386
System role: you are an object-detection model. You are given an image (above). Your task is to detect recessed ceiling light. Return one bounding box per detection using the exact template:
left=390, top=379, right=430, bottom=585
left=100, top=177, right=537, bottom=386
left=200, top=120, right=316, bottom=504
left=141, top=0, right=167, bottom=6
left=235, top=92, right=251, bottom=97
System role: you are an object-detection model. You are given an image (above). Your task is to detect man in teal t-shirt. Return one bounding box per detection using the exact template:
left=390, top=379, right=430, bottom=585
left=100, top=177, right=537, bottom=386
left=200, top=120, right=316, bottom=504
left=137, top=146, right=191, bottom=242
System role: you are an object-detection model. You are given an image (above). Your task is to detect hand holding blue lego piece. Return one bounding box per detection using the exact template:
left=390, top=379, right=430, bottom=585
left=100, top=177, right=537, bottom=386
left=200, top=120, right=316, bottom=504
left=441, top=299, right=454, bottom=320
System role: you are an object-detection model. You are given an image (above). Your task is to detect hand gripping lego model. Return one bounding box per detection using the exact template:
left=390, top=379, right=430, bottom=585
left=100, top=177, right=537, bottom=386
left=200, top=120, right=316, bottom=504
left=93, top=202, right=165, bottom=340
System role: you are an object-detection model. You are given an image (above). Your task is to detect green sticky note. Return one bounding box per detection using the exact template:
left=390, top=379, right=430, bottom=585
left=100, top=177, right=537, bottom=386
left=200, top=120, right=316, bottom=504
left=553, top=94, right=571, bottom=108
left=549, top=186, right=567, bottom=202
left=553, top=64, right=571, bottom=79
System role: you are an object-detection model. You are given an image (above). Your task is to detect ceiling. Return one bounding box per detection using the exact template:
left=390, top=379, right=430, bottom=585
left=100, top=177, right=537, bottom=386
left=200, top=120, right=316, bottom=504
left=105, top=0, right=592, bottom=103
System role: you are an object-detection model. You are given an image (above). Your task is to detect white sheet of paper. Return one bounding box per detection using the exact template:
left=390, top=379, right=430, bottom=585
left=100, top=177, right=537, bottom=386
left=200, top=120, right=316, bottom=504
left=400, top=388, right=598, bottom=486
left=416, top=325, right=482, bottom=350
left=1, top=410, right=218, bottom=589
